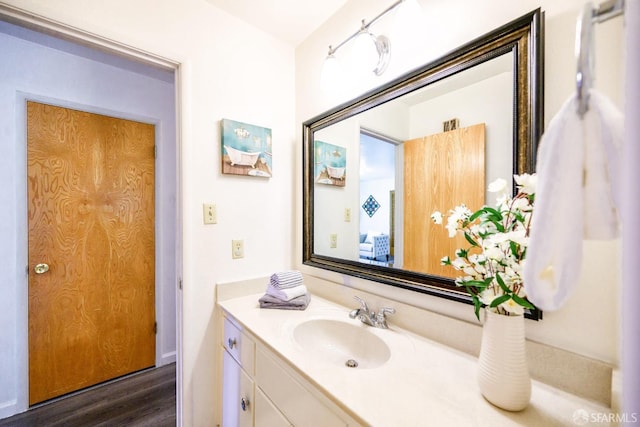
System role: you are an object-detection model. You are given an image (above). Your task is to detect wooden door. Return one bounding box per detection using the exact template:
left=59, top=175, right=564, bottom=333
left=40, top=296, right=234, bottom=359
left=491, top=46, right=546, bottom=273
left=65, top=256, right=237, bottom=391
left=403, top=123, right=485, bottom=277
left=27, top=102, right=156, bottom=405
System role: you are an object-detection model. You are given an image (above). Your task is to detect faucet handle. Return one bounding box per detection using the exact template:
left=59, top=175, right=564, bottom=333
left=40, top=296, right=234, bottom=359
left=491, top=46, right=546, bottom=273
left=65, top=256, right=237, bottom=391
left=353, top=295, right=369, bottom=311
left=378, top=307, right=396, bottom=317
left=376, top=307, right=395, bottom=329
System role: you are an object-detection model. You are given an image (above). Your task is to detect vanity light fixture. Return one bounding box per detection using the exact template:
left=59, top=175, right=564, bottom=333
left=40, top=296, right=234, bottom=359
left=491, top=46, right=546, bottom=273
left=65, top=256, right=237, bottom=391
left=320, top=0, right=421, bottom=88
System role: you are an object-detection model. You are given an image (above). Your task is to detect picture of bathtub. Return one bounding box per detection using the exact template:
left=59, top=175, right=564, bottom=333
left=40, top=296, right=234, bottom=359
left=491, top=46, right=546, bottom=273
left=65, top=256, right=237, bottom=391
left=221, top=118, right=272, bottom=178
left=224, top=144, right=261, bottom=168
left=325, top=165, right=345, bottom=179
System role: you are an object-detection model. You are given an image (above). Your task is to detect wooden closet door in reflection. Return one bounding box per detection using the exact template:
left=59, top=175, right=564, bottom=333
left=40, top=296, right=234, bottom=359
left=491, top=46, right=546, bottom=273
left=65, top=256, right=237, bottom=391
left=27, top=101, right=156, bottom=405
left=404, top=123, right=485, bottom=277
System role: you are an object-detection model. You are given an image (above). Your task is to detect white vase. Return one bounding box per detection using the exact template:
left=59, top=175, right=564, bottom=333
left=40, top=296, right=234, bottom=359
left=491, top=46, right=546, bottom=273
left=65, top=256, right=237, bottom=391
left=477, top=308, right=531, bottom=411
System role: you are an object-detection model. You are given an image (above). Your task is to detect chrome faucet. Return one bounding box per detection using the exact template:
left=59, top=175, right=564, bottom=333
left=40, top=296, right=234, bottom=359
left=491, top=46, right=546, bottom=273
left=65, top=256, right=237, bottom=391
left=349, top=296, right=395, bottom=329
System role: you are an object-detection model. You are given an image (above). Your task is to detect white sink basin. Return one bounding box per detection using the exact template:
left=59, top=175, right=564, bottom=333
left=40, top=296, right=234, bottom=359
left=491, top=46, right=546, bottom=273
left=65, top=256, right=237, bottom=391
left=293, top=319, right=391, bottom=369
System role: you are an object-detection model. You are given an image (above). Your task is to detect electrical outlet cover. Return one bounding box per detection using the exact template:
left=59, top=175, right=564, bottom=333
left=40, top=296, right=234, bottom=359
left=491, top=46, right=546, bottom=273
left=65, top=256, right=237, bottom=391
left=232, top=239, right=244, bottom=259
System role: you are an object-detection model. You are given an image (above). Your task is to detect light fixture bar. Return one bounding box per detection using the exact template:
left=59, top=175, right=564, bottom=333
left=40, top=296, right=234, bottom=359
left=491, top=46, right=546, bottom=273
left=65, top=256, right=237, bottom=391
left=327, top=0, right=403, bottom=55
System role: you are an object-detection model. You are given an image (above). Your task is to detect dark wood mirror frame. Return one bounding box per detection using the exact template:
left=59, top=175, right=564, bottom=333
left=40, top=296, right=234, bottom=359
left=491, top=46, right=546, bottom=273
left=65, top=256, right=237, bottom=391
left=303, top=9, right=544, bottom=320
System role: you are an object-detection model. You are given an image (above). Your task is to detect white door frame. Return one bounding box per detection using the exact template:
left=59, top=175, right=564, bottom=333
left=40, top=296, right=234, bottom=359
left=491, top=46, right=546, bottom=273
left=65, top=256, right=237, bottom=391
left=0, top=4, right=184, bottom=424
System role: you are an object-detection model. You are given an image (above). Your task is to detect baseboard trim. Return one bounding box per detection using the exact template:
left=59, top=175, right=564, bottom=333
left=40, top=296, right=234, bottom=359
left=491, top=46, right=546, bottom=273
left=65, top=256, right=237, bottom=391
left=0, top=399, right=19, bottom=420
left=161, top=351, right=177, bottom=366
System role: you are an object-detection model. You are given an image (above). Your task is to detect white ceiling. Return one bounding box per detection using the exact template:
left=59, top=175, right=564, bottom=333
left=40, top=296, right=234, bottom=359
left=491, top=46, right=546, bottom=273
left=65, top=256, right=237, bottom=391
left=205, top=0, right=348, bottom=46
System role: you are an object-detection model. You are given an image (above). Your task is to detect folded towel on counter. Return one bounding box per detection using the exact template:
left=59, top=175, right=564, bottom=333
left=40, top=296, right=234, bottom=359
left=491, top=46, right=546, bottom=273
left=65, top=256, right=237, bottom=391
left=269, top=270, right=303, bottom=289
left=524, top=89, right=623, bottom=312
left=259, top=293, right=310, bottom=310
left=265, top=283, right=308, bottom=301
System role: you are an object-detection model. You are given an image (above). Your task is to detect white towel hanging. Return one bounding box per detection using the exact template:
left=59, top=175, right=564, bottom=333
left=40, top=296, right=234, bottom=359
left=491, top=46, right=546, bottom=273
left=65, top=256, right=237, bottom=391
left=523, top=89, right=622, bottom=311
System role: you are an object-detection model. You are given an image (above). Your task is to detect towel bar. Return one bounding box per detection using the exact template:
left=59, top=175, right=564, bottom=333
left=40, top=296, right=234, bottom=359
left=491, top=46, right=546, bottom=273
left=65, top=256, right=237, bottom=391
left=576, top=0, right=624, bottom=118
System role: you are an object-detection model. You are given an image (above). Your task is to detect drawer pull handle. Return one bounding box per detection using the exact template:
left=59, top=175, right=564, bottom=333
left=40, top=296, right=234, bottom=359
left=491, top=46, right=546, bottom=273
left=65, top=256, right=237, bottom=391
left=228, top=338, right=237, bottom=349
left=241, top=397, right=250, bottom=411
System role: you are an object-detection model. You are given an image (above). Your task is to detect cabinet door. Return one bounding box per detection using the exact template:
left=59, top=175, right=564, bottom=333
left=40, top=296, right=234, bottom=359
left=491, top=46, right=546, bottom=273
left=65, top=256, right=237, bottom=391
left=255, top=347, right=347, bottom=427
left=222, top=350, right=254, bottom=427
left=255, top=387, right=292, bottom=427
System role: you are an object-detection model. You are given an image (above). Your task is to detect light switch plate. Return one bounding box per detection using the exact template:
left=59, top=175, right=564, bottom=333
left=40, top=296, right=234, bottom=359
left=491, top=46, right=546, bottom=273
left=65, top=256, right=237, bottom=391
left=203, top=203, right=217, bottom=224
left=344, top=208, right=351, bottom=222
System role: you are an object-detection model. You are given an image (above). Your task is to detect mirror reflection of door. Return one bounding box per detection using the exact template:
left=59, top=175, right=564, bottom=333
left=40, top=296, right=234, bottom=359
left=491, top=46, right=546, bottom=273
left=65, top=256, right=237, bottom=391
left=27, top=102, right=156, bottom=405
left=403, top=123, right=485, bottom=277
left=359, top=130, right=398, bottom=267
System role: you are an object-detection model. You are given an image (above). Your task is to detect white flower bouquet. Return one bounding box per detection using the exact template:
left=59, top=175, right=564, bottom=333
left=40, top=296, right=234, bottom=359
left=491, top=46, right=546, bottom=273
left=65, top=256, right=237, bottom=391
left=431, top=174, right=537, bottom=320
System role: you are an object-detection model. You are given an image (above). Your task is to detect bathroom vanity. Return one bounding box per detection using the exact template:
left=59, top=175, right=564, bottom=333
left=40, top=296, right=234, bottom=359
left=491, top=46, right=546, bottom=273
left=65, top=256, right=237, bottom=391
left=221, top=313, right=361, bottom=426
left=217, top=285, right=611, bottom=426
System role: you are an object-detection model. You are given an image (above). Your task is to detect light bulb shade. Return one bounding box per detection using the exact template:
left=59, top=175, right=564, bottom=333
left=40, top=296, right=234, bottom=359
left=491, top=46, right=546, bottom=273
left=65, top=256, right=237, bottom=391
left=352, top=30, right=380, bottom=75
left=320, top=53, right=342, bottom=91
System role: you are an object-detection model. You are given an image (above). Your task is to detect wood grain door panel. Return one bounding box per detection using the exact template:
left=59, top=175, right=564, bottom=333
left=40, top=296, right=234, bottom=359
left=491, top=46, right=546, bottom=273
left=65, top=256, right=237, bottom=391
left=27, top=102, right=156, bottom=405
left=403, top=124, right=485, bottom=277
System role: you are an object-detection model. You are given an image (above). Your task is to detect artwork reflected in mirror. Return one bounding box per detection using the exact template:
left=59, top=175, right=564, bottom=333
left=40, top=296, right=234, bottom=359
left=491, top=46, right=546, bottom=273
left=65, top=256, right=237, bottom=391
left=315, top=141, right=346, bottom=187
left=303, top=9, right=543, bottom=315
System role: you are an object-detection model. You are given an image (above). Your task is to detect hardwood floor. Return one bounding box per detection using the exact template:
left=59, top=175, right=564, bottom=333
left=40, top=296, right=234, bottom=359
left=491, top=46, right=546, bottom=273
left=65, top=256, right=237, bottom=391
left=0, top=363, right=176, bottom=427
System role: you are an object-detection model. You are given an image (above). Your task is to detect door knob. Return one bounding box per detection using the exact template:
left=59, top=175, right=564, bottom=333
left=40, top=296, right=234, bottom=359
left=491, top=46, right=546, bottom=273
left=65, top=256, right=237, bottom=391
left=34, top=263, right=49, bottom=274
left=241, top=397, right=250, bottom=411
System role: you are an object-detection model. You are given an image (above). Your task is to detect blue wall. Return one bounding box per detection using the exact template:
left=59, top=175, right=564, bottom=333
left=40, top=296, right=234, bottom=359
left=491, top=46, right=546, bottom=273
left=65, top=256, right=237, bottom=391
left=0, top=20, right=176, bottom=416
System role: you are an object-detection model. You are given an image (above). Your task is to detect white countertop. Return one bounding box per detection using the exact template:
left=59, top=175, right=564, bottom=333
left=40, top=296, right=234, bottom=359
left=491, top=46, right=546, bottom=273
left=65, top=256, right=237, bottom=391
left=218, top=293, right=611, bottom=426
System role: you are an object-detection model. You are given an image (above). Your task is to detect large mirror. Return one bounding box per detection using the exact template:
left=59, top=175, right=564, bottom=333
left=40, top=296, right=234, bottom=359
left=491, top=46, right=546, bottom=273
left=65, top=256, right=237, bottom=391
left=303, top=9, right=543, bottom=314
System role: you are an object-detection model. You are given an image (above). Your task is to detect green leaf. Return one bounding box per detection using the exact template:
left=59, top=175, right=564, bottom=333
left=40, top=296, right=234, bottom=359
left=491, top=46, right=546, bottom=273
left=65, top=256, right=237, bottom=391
left=512, top=294, right=535, bottom=309
left=514, top=211, right=525, bottom=223
left=489, top=294, right=511, bottom=308
left=483, top=206, right=503, bottom=221
left=473, top=296, right=482, bottom=321
left=468, top=209, right=485, bottom=222
left=464, top=280, right=489, bottom=289
left=509, top=241, right=519, bottom=258
left=464, top=232, right=479, bottom=247
left=495, top=273, right=511, bottom=294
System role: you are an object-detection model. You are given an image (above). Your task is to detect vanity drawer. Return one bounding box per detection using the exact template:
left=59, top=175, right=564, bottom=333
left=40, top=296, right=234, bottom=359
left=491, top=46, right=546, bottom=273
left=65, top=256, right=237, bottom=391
left=255, top=347, right=347, bottom=427
left=224, top=317, right=255, bottom=375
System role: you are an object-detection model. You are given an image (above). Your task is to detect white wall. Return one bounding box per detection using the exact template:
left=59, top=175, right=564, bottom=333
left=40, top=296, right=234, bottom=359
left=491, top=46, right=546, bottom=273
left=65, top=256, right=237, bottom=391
left=409, top=72, right=514, bottom=202
left=0, top=20, right=177, bottom=417
left=313, top=119, right=361, bottom=260
left=0, top=0, right=296, bottom=425
left=296, top=0, right=624, bottom=365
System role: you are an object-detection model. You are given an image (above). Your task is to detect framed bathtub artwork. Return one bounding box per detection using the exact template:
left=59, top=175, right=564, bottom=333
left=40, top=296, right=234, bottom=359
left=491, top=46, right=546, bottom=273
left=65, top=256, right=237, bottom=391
left=314, top=140, right=346, bottom=187
left=221, top=118, right=272, bottom=178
